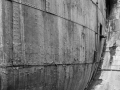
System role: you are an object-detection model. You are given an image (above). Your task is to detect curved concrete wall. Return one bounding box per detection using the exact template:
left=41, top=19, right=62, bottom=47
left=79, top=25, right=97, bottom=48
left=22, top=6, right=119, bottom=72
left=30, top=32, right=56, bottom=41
left=0, top=0, right=106, bottom=90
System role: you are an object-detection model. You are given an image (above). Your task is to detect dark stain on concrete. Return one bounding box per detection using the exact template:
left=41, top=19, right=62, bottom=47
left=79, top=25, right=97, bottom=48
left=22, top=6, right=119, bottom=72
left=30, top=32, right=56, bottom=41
left=109, top=42, right=117, bottom=65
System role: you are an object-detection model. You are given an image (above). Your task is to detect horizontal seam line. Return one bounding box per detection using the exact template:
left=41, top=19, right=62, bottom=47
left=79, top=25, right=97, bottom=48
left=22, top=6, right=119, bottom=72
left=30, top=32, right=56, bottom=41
left=0, top=62, right=100, bottom=68
left=9, top=0, right=100, bottom=35
left=98, top=69, right=120, bottom=71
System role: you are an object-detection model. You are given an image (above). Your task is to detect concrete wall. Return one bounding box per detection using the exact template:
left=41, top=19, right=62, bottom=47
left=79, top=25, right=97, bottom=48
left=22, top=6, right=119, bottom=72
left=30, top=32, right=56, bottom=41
left=0, top=0, right=106, bottom=90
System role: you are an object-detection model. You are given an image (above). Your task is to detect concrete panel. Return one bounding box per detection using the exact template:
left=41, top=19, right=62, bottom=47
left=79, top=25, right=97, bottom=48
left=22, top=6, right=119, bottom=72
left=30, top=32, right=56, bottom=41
left=24, top=5, right=45, bottom=65
left=12, top=2, right=24, bottom=65
left=43, top=13, right=59, bottom=64
left=2, top=1, right=13, bottom=66
left=58, top=18, right=86, bottom=64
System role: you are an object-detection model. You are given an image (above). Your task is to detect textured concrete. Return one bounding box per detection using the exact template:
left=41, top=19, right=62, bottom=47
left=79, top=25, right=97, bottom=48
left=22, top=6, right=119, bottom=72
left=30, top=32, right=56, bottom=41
left=0, top=0, right=106, bottom=90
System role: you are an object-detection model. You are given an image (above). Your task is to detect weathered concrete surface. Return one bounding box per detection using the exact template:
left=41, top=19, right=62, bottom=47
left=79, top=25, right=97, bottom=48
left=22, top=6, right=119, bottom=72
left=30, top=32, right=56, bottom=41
left=0, top=0, right=106, bottom=90
left=0, top=65, right=94, bottom=90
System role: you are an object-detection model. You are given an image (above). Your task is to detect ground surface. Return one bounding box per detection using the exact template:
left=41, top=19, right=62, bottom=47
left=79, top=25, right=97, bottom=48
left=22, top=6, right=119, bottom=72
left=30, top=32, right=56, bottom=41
left=89, top=46, right=120, bottom=90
